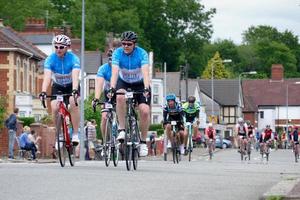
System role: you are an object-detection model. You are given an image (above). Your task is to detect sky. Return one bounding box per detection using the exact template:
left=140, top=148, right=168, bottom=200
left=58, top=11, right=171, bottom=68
left=201, top=0, right=300, bottom=44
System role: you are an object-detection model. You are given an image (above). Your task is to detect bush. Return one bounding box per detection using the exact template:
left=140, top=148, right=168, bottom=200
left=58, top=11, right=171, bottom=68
left=19, top=117, right=35, bottom=127
left=157, top=129, right=164, bottom=137
left=149, top=124, right=162, bottom=131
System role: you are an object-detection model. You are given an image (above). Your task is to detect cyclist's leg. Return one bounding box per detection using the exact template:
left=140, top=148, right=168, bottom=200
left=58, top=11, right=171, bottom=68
left=192, top=123, right=198, bottom=138
left=69, top=96, right=80, bottom=138
left=101, top=111, right=108, bottom=141
left=165, top=124, right=173, bottom=144
left=138, top=103, right=150, bottom=142
left=50, top=100, right=59, bottom=124
left=115, top=79, right=127, bottom=140
left=178, top=126, right=185, bottom=154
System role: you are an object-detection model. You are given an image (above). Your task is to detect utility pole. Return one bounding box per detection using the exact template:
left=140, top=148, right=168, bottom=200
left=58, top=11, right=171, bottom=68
left=185, top=61, right=189, bottom=101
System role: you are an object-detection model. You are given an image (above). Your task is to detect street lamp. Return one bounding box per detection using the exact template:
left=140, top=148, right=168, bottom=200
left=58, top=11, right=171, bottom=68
left=286, top=81, right=300, bottom=137
left=238, top=71, right=257, bottom=117
left=211, top=59, right=232, bottom=121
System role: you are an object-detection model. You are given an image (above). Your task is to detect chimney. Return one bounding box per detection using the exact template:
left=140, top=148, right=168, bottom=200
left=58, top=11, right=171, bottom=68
left=24, top=18, right=46, bottom=32
left=271, top=64, right=284, bottom=81
left=0, top=19, right=4, bottom=27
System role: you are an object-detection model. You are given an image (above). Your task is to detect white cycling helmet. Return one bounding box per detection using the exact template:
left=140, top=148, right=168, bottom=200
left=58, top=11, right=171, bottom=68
left=53, top=34, right=71, bottom=46
left=208, top=123, right=213, bottom=127
left=238, top=117, right=244, bottom=123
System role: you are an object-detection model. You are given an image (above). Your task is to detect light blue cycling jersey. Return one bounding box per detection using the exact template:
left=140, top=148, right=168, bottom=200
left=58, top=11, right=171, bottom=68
left=44, top=51, right=80, bottom=86
left=111, top=46, right=149, bottom=83
left=96, top=63, right=111, bottom=90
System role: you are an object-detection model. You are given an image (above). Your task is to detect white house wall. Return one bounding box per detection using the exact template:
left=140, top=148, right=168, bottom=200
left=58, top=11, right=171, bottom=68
left=258, top=108, right=276, bottom=131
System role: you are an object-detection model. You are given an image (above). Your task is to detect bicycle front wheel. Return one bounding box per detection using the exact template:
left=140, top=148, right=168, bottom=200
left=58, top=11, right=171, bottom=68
left=56, top=114, right=66, bottom=167
left=188, top=134, right=192, bottom=162
left=67, top=145, right=75, bottom=166
left=132, top=145, right=138, bottom=170
left=104, top=118, right=112, bottom=167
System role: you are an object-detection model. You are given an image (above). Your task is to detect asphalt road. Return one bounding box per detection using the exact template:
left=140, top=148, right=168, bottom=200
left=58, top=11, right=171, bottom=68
left=0, top=148, right=299, bottom=200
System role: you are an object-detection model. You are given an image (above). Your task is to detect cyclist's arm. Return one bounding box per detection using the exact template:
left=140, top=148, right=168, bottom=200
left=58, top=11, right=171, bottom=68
left=163, top=109, right=168, bottom=125
left=41, top=69, right=52, bottom=92
left=141, top=64, right=150, bottom=89
left=110, top=65, right=119, bottom=89
left=72, top=69, right=80, bottom=90
left=95, top=77, right=105, bottom=99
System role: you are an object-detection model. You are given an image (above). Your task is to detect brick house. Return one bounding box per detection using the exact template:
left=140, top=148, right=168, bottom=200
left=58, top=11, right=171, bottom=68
left=0, top=19, right=46, bottom=156
left=242, top=64, right=300, bottom=132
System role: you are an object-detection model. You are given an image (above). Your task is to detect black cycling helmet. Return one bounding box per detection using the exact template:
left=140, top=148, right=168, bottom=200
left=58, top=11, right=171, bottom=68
left=107, top=48, right=114, bottom=63
left=188, top=96, right=196, bottom=103
left=121, top=31, right=137, bottom=43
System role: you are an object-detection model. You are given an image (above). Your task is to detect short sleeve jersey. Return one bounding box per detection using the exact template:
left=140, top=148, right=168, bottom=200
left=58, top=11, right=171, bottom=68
left=111, top=46, right=149, bottom=83
left=96, top=63, right=111, bottom=90
left=44, top=51, right=80, bottom=86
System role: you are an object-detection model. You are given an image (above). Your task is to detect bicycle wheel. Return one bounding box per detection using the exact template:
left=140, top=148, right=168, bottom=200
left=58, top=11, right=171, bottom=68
left=132, top=145, right=138, bottom=170
left=125, top=119, right=132, bottom=170
left=56, top=114, right=66, bottom=167
left=112, top=145, right=119, bottom=167
left=172, top=142, right=176, bottom=164
left=188, top=134, right=192, bottom=162
left=104, top=118, right=112, bottom=167
left=67, top=145, right=75, bottom=166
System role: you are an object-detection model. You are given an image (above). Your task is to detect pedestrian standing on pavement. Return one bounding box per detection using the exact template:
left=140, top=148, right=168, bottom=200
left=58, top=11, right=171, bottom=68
left=5, top=107, right=19, bottom=159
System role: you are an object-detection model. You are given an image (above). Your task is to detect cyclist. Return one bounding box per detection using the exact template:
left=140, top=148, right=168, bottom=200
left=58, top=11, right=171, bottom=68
left=109, top=31, right=151, bottom=156
left=246, top=120, right=255, bottom=149
left=92, top=49, right=115, bottom=140
left=290, top=126, right=299, bottom=155
left=260, top=125, right=273, bottom=153
left=163, top=93, right=185, bottom=155
left=39, top=34, right=80, bottom=144
left=235, top=117, right=248, bottom=152
left=205, top=123, right=216, bottom=151
left=182, top=96, right=200, bottom=154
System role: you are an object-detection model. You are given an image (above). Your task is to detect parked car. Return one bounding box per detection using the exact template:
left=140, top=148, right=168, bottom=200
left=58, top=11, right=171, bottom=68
left=215, top=135, right=232, bottom=149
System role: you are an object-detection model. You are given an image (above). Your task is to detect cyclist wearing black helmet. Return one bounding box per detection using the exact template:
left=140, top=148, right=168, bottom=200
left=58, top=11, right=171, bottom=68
left=182, top=96, right=200, bottom=153
left=109, top=31, right=150, bottom=156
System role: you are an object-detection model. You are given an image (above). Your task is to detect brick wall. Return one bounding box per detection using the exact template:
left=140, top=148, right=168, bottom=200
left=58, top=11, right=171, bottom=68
left=271, top=64, right=284, bottom=81
left=0, top=69, right=9, bottom=95
left=0, top=52, right=9, bottom=64
left=244, top=112, right=256, bottom=126
left=0, top=122, right=23, bottom=157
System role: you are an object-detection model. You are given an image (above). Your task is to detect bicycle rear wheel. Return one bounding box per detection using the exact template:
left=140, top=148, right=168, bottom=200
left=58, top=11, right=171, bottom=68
left=56, top=114, right=66, bottom=167
left=112, top=145, right=119, bottom=167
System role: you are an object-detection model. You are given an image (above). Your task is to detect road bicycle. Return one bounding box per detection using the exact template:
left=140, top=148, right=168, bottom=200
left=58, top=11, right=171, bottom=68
left=93, top=101, right=119, bottom=167
left=116, top=89, right=145, bottom=171
left=185, top=122, right=193, bottom=162
left=291, top=141, right=299, bottom=163
left=260, top=140, right=271, bottom=162
left=41, top=93, right=77, bottom=167
left=239, top=136, right=249, bottom=161
left=169, top=121, right=181, bottom=164
left=206, top=138, right=214, bottom=160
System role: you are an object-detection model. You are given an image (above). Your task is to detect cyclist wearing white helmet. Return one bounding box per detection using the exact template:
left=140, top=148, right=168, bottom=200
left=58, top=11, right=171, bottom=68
left=39, top=34, right=81, bottom=144
left=235, top=117, right=248, bottom=151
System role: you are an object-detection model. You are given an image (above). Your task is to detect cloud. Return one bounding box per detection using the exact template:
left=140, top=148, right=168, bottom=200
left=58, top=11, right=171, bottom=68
left=201, top=0, right=300, bottom=44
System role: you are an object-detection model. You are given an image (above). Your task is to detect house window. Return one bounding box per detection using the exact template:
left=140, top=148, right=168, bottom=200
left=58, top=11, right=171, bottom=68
left=222, top=106, right=236, bottom=124
left=153, top=115, right=159, bottom=124
left=260, top=111, right=264, bottom=119
left=153, top=84, right=159, bottom=94
left=89, top=79, right=95, bottom=95
left=153, top=95, right=159, bottom=105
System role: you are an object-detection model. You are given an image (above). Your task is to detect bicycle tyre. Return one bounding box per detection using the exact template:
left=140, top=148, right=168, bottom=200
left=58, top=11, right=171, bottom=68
left=104, top=118, right=112, bottom=167
left=125, top=118, right=132, bottom=171
left=172, top=143, right=176, bottom=164
left=132, top=145, right=138, bottom=170
left=188, top=134, right=192, bottom=162
left=112, top=146, right=119, bottom=167
left=56, top=114, right=66, bottom=167
left=67, top=145, right=75, bottom=166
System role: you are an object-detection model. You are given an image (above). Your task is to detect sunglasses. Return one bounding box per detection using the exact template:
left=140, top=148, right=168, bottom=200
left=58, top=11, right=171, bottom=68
left=122, top=42, right=134, bottom=47
left=55, top=45, right=66, bottom=50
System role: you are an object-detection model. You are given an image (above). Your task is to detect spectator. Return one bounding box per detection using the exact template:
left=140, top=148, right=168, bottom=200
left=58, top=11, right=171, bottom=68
left=19, top=126, right=37, bottom=160
left=28, top=130, right=42, bottom=154
left=5, top=108, right=19, bottom=159
left=87, top=120, right=97, bottom=160
left=281, top=131, right=287, bottom=149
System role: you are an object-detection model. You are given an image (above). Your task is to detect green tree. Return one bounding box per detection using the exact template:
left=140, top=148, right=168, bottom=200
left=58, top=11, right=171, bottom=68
left=201, top=52, right=230, bottom=79
left=0, top=96, right=7, bottom=129
left=84, top=93, right=101, bottom=139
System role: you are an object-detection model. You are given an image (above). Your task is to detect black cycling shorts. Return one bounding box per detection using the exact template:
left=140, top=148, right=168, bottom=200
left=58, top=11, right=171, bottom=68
left=116, top=78, right=151, bottom=106
left=51, top=83, right=80, bottom=105
left=165, top=121, right=184, bottom=131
